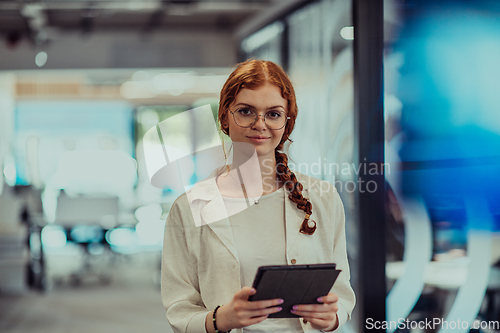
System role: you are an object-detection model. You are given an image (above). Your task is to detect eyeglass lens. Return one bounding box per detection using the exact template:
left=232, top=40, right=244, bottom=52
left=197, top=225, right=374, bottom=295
left=233, top=109, right=287, bottom=129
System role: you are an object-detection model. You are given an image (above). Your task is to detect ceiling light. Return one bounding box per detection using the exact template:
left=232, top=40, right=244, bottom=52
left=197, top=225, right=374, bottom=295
left=340, top=26, right=354, bottom=40
left=35, top=51, right=47, bottom=67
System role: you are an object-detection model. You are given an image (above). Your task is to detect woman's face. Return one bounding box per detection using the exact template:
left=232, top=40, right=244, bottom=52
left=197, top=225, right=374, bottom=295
left=224, top=83, right=288, bottom=160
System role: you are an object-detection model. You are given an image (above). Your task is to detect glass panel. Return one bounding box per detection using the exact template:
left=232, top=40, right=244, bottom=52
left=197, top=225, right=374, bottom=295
left=287, top=1, right=357, bottom=332
left=241, top=21, right=284, bottom=65
left=14, top=100, right=135, bottom=191
left=385, top=1, right=500, bottom=332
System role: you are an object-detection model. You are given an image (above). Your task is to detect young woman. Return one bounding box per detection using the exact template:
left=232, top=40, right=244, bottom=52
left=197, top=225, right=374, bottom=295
left=161, top=60, right=355, bottom=333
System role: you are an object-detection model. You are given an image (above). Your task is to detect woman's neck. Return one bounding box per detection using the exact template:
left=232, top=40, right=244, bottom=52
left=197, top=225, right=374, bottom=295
left=258, top=154, right=280, bottom=195
left=220, top=149, right=280, bottom=197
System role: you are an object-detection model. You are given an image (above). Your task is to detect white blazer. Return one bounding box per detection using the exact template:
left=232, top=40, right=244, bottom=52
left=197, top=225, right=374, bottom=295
left=161, top=171, right=356, bottom=333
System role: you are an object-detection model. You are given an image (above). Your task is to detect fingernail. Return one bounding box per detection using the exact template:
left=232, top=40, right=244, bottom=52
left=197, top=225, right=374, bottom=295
left=278, top=299, right=284, bottom=304
left=291, top=309, right=296, bottom=313
left=292, top=305, right=298, bottom=310
left=317, top=297, right=323, bottom=302
left=277, top=307, right=282, bottom=311
left=251, top=288, right=256, bottom=293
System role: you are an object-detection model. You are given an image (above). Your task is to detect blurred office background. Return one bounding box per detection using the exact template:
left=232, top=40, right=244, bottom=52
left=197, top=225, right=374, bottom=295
left=1, top=0, right=500, bottom=333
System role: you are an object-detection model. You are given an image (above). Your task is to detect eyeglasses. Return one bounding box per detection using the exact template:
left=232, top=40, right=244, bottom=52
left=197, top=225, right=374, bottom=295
left=229, top=108, right=290, bottom=130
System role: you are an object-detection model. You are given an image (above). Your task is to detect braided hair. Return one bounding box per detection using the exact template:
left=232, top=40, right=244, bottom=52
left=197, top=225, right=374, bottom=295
left=218, top=59, right=316, bottom=235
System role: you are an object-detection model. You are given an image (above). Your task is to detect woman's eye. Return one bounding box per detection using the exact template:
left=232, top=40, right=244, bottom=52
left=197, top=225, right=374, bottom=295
left=237, top=109, right=254, bottom=116
left=267, top=111, right=283, bottom=119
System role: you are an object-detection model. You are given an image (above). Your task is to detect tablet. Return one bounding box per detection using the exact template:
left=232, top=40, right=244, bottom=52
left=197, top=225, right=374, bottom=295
left=248, top=263, right=341, bottom=318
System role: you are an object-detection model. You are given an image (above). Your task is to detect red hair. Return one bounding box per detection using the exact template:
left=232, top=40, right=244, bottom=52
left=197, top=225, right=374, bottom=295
left=218, top=59, right=316, bottom=235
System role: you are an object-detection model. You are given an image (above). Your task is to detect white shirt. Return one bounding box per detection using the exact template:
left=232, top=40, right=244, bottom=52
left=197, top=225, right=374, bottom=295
left=223, top=187, right=303, bottom=332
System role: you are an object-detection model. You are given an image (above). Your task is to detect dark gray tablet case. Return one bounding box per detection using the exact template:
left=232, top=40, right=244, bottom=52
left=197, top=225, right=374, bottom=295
left=248, top=263, right=341, bottom=318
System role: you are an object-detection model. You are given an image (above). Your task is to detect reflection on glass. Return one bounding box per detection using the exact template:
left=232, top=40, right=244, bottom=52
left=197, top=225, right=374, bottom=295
left=385, top=0, right=500, bottom=331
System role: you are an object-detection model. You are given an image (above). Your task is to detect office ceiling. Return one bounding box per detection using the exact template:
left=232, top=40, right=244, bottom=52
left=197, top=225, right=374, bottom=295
left=0, top=0, right=286, bottom=45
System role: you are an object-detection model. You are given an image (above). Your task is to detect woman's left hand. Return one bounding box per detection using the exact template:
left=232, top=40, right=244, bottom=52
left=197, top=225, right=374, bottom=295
left=290, top=292, right=339, bottom=332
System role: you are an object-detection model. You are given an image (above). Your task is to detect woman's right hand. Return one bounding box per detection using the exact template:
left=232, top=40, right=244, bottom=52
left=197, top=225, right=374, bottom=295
left=212, top=287, right=283, bottom=332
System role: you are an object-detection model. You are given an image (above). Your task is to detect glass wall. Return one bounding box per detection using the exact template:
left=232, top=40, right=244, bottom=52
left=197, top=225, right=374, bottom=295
left=384, top=1, right=500, bottom=332
left=241, top=21, right=285, bottom=67
left=287, top=3, right=357, bottom=332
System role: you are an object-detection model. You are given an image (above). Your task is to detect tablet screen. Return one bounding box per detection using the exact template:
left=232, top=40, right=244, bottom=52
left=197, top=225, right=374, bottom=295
left=248, top=264, right=341, bottom=318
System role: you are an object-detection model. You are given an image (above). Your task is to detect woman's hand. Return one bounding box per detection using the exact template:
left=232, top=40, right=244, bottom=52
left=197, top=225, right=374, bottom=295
left=207, top=287, right=283, bottom=332
left=290, top=293, right=339, bottom=332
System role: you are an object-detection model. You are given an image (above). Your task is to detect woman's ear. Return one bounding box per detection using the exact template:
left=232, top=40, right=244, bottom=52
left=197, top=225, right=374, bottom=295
left=221, top=116, right=229, bottom=131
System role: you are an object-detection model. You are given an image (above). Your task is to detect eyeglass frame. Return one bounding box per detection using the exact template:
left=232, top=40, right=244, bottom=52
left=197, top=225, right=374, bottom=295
left=228, top=109, right=291, bottom=130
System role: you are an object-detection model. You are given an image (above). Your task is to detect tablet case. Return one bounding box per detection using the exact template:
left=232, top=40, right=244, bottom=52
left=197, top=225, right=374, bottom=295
left=248, top=263, right=341, bottom=318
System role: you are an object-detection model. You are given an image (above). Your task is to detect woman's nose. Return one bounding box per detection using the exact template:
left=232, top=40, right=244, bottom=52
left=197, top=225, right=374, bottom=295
left=252, top=114, right=267, bottom=129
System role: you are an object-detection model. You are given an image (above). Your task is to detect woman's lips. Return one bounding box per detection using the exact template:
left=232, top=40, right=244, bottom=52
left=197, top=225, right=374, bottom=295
left=247, top=136, right=270, bottom=143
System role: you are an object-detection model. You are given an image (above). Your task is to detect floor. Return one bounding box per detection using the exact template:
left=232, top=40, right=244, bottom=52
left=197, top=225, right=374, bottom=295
left=0, top=251, right=174, bottom=333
